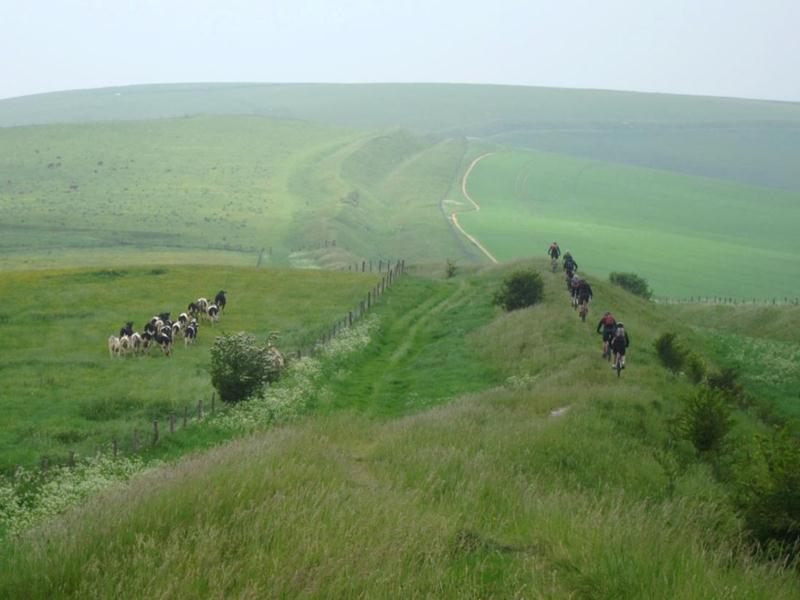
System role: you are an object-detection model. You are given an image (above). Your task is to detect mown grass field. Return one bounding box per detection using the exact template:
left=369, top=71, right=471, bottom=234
left=0, top=116, right=472, bottom=269
left=0, top=265, right=379, bottom=470
left=459, top=149, right=800, bottom=299
left=2, top=260, right=799, bottom=596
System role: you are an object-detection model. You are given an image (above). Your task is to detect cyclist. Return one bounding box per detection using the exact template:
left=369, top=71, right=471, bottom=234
left=610, top=321, right=630, bottom=370
left=569, top=273, right=581, bottom=307
left=596, top=312, right=617, bottom=358
left=563, top=251, right=577, bottom=274
left=577, top=278, right=593, bottom=316
left=548, top=242, right=561, bottom=272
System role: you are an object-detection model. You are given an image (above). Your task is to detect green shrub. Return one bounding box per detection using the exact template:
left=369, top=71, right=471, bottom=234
left=654, top=332, right=687, bottom=373
left=445, top=260, right=457, bottom=279
left=685, top=352, right=707, bottom=384
left=209, top=332, right=283, bottom=405
left=736, top=429, right=800, bottom=551
left=707, top=367, right=746, bottom=404
left=493, top=270, right=544, bottom=311
left=609, top=272, right=652, bottom=299
left=675, top=387, right=733, bottom=454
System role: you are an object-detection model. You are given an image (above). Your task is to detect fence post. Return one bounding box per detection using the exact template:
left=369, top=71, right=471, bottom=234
left=112, top=438, right=118, bottom=458
left=349, top=311, right=353, bottom=327
left=132, top=430, right=140, bottom=453
left=183, top=406, right=188, bottom=428
left=362, top=261, right=366, bottom=272
left=369, top=260, right=373, bottom=272
left=379, top=260, right=383, bottom=272
left=68, top=451, right=76, bottom=467
left=152, top=420, right=159, bottom=446
left=367, top=291, right=371, bottom=310
left=198, top=399, right=204, bottom=419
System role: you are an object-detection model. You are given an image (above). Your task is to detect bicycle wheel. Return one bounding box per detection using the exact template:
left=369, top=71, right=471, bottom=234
left=615, top=356, right=623, bottom=377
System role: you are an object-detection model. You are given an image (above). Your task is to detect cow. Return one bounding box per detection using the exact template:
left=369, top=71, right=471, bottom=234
left=207, top=304, right=219, bottom=324
left=214, top=290, right=227, bottom=312
left=119, top=321, right=134, bottom=338
left=184, top=318, right=199, bottom=346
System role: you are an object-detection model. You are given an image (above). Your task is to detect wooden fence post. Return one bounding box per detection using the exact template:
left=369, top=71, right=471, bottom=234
left=152, top=420, right=159, bottom=446
left=198, top=399, right=204, bottom=419
left=379, top=260, right=383, bottom=272
left=367, top=291, right=371, bottom=310
left=112, top=438, right=118, bottom=458
left=349, top=311, right=353, bottom=327
left=362, top=261, right=366, bottom=272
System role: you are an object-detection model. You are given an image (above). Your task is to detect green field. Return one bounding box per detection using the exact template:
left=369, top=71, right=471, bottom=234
left=3, top=82, right=799, bottom=191
left=0, top=116, right=473, bottom=269
left=0, top=265, right=379, bottom=469
left=459, top=149, right=800, bottom=299
left=3, top=261, right=799, bottom=596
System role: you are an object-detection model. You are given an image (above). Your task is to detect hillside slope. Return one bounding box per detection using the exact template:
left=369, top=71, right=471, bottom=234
left=0, top=117, right=475, bottom=269
left=2, top=82, right=799, bottom=190
left=2, top=260, right=798, bottom=597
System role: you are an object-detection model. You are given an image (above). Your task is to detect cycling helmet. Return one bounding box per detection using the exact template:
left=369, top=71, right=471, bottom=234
left=616, top=322, right=624, bottom=327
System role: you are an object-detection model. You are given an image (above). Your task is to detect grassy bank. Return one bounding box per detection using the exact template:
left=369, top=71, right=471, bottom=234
left=2, top=260, right=798, bottom=596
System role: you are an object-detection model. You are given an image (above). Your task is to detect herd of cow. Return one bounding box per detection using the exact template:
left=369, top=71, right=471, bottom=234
left=107, top=290, right=227, bottom=358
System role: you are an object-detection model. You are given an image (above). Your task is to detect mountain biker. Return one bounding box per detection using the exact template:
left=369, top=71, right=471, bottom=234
left=577, top=278, right=593, bottom=314
left=569, top=273, right=581, bottom=305
left=610, top=321, right=630, bottom=369
left=548, top=242, right=561, bottom=260
left=596, top=312, right=617, bottom=357
left=563, top=251, right=577, bottom=274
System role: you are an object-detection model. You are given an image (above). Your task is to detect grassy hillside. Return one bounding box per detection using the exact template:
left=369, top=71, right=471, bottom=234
left=0, top=265, right=378, bottom=469
left=3, top=82, right=799, bottom=191
left=0, top=117, right=473, bottom=269
left=459, top=149, right=800, bottom=299
left=2, top=260, right=798, bottom=596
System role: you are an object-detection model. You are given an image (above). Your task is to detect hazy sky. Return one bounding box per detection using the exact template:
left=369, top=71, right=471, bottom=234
left=1, top=0, right=798, bottom=101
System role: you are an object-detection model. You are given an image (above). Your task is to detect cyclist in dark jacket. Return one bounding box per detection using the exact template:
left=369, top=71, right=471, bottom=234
left=596, top=312, right=617, bottom=358
left=610, top=322, right=630, bottom=369
left=563, top=252, right=577, bottom=274
left=548, top=242, right=561, bottom=260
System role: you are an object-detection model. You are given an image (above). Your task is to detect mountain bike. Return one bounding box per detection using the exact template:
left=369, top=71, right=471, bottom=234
left=579, top=299, right=589, bottom=322
left=613, top=352, right=624, bottom=377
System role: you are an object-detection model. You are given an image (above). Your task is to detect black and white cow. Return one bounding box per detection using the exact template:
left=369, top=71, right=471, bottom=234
left=184, top=318, right=199, bottom=346
left=207, top=304, right=219, bottom=324
left=214, top=290, right=227, bottom=312
left=119, top=321, right=134, bottom=338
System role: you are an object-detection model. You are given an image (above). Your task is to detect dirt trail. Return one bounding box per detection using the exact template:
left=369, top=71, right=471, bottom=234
left=450, top=153, right=498, bottom=264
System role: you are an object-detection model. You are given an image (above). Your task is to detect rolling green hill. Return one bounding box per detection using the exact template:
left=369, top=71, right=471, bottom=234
left=2, top=260, right=798, bottom=596
left=459, top=149, right=800, bottom=299
left=0, top=116, right=474, bottom=269
left=2, top=82, right=799, bottom=190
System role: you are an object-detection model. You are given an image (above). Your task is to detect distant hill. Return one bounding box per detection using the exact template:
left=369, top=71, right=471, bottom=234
left=2, top=83, right=800, bottom=189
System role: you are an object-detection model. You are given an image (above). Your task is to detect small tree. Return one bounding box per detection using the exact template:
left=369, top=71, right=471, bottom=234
left=676, top=387, right=733, bottom=455
left=445, top=260, right=457, bottom=279
left=685, top=352, right=707, bottom=384
left=493, top=269, right=545, bottom=311
left=736, top=429, right=800, bottom=550
left=209, top=332, right=282, bottom=405
left=609, top=272, right=653, bottom=299
left=654, top=332, right=687, bottom=373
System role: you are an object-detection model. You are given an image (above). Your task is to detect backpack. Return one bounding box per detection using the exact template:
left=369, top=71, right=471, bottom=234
left=603, top=314, right=615, bottom=327
left=615, top=326, right=626, bottom=338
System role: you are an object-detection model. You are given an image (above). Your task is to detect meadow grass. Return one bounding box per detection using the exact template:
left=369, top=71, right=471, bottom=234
left=0, top=264, right=379, bottom=469
left=459, top=149, right=800, bottom=299
left=0, top=116, right=469, bottom=269
left=1, top=259, right=798, bottom=596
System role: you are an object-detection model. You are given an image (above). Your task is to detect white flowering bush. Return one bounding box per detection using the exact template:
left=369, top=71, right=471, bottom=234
left=0, top=315, right=381, bottom=539
left=0, top=453, right=155, bottom=537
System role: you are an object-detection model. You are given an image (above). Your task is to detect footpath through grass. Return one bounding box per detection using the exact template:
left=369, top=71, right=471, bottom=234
left=2, top=260, right=799, bottom=597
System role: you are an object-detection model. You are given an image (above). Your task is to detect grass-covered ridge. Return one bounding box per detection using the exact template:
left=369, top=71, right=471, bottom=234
left=459, top=149, right=800, bottom=299
left=2, top=260, right=798, bottom=596
left=3, top=82, right=799, bottom=191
